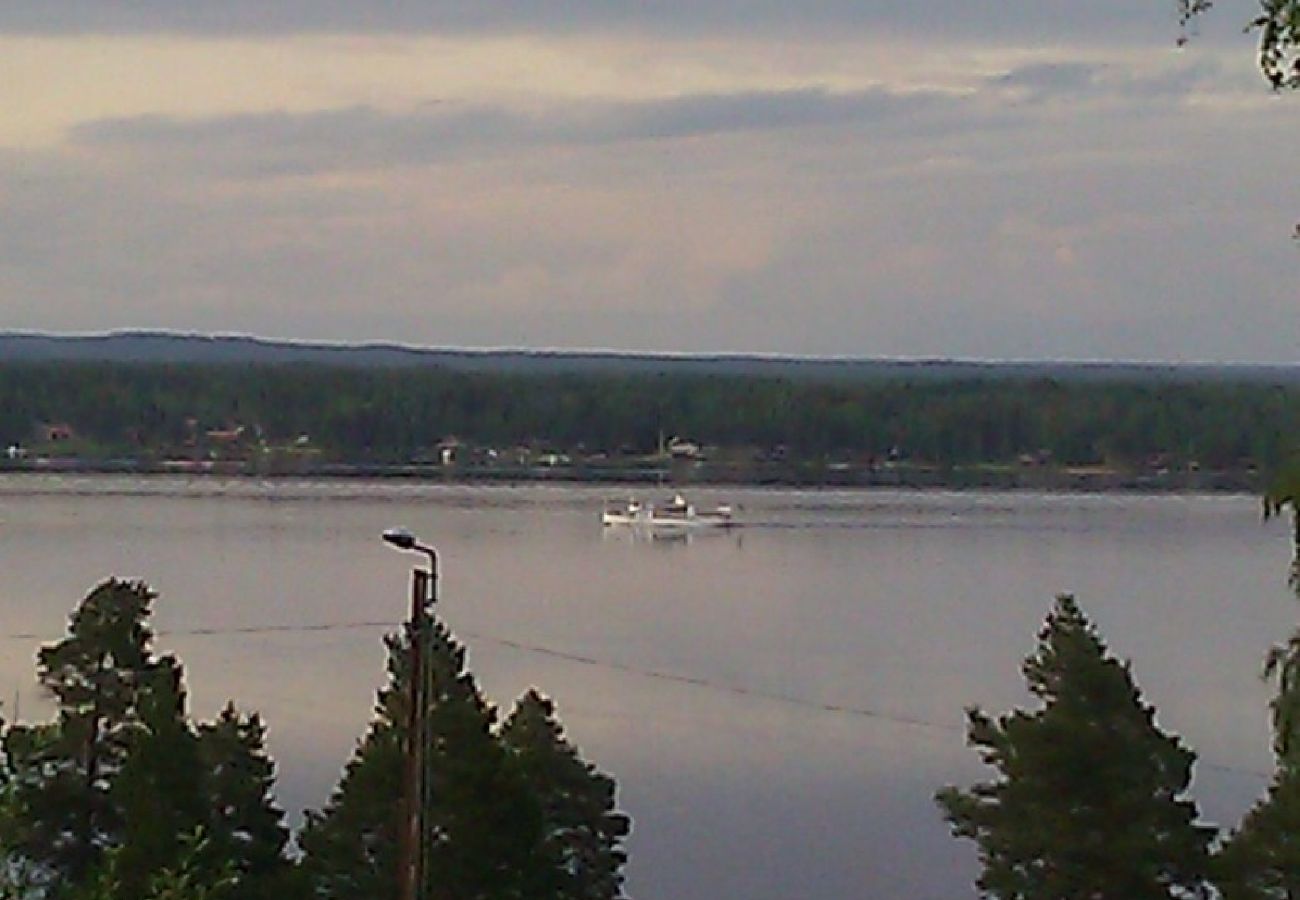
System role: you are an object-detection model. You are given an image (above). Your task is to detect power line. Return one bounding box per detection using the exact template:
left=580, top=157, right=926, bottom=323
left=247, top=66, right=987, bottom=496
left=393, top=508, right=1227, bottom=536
left=171, top=620, right=397, bottom=638
left=0, top=618, right=1274, bottom=780
left=0, top=619, right=955, bottom=732
left=7, top=621, right=960, bottom=734
left=464, top=630, right=959, bottom=737
left=465, top=631, right=1274, bottom=781
left=2, top=620, right=398, bottom=643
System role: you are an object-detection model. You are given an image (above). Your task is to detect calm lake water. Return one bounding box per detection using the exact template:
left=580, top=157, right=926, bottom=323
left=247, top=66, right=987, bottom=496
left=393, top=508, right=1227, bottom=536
left=1, top=476, right=1296, bottom=899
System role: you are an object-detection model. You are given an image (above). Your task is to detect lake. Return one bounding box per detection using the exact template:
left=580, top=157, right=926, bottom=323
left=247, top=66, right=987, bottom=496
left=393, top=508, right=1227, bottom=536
left=1, top=476, right=1295, bottom=899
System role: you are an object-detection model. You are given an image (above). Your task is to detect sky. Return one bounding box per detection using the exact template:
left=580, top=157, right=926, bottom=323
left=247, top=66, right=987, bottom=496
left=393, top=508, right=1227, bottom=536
left=2, top=1, right=1296, bottom=361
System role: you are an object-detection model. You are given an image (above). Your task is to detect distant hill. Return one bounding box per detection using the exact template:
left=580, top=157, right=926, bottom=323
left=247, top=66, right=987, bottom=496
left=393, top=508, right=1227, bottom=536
left=1, top=331, right=1298, bottom=384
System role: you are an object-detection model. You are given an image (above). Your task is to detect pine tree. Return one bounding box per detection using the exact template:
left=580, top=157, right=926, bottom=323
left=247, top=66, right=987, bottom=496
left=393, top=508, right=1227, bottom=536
left=417, top=619, right=542, bottom=900
left=1216, top=765, right=1300, bottom=899
left=0, top=721, right=59, bottom=898
left=500, top=690, right=630, bottom=900
left=1214, top=471, right=1300, bottom=897
left=1213, top=635, right=1300, bottom=899
left=4, top=579, right=158, bottom=883
left=196, top=704, right=292, bottom=900
left=0, top=709, right=36, bottom=900
left=936, top=594, right=1214, bottom=900
left=297, top=633, right=413, bottom=900
left=140, top=831, right=238, bottom=900
left=67, top=830, right=238, bottom=900
left=300, top=621, right=545, bottom=900
left=107, top=657, right=209, bottom=899
left=0, top=580, right=294, bottom=899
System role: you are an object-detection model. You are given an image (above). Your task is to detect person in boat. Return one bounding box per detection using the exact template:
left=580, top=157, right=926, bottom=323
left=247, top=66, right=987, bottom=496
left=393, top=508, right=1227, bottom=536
left=662, top=493, right=692, bottom=515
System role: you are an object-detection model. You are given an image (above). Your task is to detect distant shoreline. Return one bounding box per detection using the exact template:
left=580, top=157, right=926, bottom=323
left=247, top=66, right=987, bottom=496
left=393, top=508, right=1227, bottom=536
left=0, top=457, right=1263, bottom=495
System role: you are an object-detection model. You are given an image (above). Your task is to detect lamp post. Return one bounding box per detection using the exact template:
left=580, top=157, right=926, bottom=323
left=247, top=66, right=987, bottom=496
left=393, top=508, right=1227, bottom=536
left=382, top=528, right=438, bottom=900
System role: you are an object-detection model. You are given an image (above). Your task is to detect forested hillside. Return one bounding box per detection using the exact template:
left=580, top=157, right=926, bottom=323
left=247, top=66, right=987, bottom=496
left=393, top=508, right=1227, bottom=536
left=1, top=362, right=1297, bottom=479
left=4, top=332, right=1300, bottom=383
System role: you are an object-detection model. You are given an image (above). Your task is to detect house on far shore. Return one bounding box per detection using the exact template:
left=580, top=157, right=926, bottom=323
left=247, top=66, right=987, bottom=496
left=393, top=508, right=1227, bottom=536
left=436, top=437, right=463, bottom=466
left=666, top=436, right=703, bottom=460
left=38, top=423, right=76, bottom=444
left=205, top=425, right=247, bottom=445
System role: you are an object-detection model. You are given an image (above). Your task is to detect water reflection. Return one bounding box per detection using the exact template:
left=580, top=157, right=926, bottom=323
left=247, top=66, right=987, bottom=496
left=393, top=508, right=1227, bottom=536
left=0, top=476, right=1293, bottom=899
left=600, top=525, right=746, bottom=549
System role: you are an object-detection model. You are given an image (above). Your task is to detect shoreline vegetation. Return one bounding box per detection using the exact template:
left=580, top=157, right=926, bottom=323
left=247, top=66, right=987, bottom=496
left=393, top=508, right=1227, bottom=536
left=1, top=338, right=1294, bottom=496
left=0, top=455, right=1262, bottom=493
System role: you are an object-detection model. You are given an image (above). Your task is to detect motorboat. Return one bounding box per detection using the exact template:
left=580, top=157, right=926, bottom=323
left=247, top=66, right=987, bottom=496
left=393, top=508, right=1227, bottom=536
left=601, top=494, right=736, bottom=530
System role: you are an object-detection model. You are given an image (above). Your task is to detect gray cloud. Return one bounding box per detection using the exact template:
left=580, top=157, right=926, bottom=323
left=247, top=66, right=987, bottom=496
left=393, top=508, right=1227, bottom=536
left=0, top=0, right=1236, bottom=43
left=994, top=62, right=1104, bottom=96
left=984, top=59, right=1231, bottom=108
left=67, top=53, right=1222, bottom=182
left=6, top=22, right=1297, bottom=363
left=593, top=88, right=952, bottom=141
left=68, top=87, right=968, bottom=177
left=10, top=72, right=1297, bottom=362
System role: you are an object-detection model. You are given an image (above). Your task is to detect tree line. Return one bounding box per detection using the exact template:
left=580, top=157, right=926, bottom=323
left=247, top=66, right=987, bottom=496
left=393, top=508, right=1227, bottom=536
left=2, top=362, right=1300, bottom=471
left=0, top=580, right=629, bottom=900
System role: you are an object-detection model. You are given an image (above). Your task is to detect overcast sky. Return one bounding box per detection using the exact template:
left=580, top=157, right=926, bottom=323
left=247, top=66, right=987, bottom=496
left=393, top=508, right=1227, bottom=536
left=3, top=1, right=1296, bottom=360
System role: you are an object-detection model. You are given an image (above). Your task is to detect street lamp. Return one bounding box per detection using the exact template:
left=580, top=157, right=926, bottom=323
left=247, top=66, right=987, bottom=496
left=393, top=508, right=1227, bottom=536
left=382, top=527, right=439, bottom=591
left=382, top=527, right=438, bottom=900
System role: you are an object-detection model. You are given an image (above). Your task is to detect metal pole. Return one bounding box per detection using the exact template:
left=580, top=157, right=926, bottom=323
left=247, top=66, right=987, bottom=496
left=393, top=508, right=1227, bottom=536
left=383, top=530, right=438, bottom=900
left=399, top=567, right=427, bottom=900
left=418, top=556, right=436, bottom=900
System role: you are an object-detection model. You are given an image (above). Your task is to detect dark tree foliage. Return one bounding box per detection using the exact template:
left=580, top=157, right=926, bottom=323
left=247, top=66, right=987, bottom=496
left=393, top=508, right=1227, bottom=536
left=500, top=690, right=630, bottom=900
left=1215, top=462, right=1300, bottom=898
left=1, top=362, right=1298, bottom=471
left=936, top=595, right=1214, bottom=900
left=0, top=580, right=295, bottom=900
left=298, top=624, right=535, bottom=900
left=1217, top=766, right=1300, bottom=899
left=1254, top=461, right=1300, bottom=764
left=0, top=723, right=60, bottom=897
left=1180, top=0, right=1300, bottom=89
left=72, top=831, right=239, bottom=900
left=195, top=705, right=293, bottom=900
left=105, top=658, right=208, bottom=900
left=296, top=641, right=405, bottom=900
left=5, top=579, right=159, bottom=884
left=0, top=710, right=35, bottom=899
left=301, top=622, right=625, bottom=900
left=416, top=621, right=544, bottom=900
left=0, top=710, right=8, bottom=846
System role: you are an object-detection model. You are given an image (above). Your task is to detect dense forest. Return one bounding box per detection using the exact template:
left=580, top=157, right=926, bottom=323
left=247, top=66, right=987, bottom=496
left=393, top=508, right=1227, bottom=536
left=0, top=580, right=629, bottom=900
left=2, top=363, right=1299, bottom=478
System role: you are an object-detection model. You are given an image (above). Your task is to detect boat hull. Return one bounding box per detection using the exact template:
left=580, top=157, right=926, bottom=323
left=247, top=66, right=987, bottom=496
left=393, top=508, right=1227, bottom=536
left=601, top=496, right=736, bottom=530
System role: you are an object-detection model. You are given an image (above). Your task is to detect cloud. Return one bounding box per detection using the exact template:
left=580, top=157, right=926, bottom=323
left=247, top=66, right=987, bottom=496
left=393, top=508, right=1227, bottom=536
left=993, top=62, right=1105, bottom=97
left=0, top=0, right=1218, bottom=43
left=67, top=87, right=968, bottom=177
left=595, top=88, right=947, bottom=140
left=66, top=52, right=1228, bottom=181
left=986, top=58, right=1234, bottom=108
left=4, top=15, right=1295, bottom=363
left=993, top=57, right=1227, bottom=99
left=11, top=67, right=1297, bottom=362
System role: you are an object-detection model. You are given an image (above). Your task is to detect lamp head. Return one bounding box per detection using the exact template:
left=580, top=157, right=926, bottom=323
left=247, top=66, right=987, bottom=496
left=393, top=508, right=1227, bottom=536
left=381, top=527, right=418, bottom=551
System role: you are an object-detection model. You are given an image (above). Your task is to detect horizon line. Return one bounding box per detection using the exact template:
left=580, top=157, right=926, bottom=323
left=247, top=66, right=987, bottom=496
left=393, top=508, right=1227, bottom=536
left=2, top=328, right=1297, bottom=369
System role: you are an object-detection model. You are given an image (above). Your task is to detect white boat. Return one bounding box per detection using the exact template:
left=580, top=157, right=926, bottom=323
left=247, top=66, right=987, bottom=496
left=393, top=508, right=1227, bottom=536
left=601, top=494, right=736, bottom=530
left=600, top=497, right=652, bottom=526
